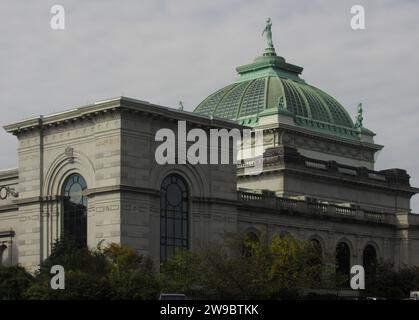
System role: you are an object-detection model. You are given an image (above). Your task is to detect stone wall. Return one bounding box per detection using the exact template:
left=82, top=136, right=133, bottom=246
left=237, top=189, right=419, bottom=268
left=238, top=146, right=417, bottom=213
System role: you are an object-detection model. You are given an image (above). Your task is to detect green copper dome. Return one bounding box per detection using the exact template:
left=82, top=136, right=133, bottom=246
left=194, top=34, right=363, bottom=140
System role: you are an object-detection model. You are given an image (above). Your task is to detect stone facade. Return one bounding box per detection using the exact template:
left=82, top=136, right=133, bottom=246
left=0, top=96, right=418, bottom=272
left=0, top=98, right=240, bottom=270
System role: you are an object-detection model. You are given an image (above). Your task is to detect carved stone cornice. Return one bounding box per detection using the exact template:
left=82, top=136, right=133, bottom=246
left=4, top=97, right=246, bottom=137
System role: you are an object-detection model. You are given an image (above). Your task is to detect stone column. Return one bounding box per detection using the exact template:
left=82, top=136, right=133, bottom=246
left=395, top=213, right=410, bottom=268
left=41, top=210, right=49, bottom=261
left=51, top=199, right=61, bottom=249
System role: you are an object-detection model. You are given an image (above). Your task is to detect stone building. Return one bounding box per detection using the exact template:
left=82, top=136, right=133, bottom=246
left=1, top=30, right=418, bottom=277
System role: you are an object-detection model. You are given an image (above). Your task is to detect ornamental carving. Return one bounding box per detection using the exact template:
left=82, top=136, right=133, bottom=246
left=65, top=146, right=75, bottom=164
left=0, top=186, right=19, bottom=200
left=263, top=132, right=274, bottom=144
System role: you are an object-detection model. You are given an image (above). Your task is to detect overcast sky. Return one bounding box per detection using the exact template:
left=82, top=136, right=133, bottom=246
left=0, top=0, right=418, bottom=210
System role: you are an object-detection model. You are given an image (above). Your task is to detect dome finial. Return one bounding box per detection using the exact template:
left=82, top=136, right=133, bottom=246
left=261, top=17, right=276, bottom=56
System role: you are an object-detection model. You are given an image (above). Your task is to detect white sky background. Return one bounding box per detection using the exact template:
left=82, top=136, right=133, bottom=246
left=0, top=0, right=418, bottom=211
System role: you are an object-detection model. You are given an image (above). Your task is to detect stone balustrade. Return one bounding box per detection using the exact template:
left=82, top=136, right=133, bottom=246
left=236, top=189, right=415, bottom=225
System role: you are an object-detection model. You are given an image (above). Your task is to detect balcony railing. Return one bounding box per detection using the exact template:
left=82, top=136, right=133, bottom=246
left=238, top=190, right=395, bottom=225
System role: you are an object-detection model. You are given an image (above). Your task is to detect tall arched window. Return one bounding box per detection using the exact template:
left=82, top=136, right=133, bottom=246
left=160, top=174, right=189, bottom=261
left=279, top=230, right=292, bottom=238
left=242, top=231, right=259, bottom=257
left=336, top=242, right=351, bottom=287
left=307, top=239, right=323, bottom=284
left=363, top=245, right=377, bottom=278
left=62, top=174, right=87, bottom=248
left=309, top=239, right=323, bottom=265
left=0, top=244, right=6, bottom=265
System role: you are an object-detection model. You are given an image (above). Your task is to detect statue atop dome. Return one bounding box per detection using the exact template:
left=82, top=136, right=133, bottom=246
left=262, top=18, right=273, bottom=47
left=262, top=18, right=276, bottom=56
left=355, top=103, right=364, bottom=129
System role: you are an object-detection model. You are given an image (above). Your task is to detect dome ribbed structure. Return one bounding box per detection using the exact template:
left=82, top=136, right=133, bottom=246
left=194, top=44, right=362, bottom=140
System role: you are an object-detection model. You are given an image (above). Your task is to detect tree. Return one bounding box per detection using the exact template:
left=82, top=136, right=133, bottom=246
left=365, top=260, right=419, bottom=299
left=104, top=243, right=161, bottom=299
left=24, top=270, right=113, bottom=300
left=24, top=238, right=161, bottom=300
left=160, top=233, right=329, bottom=299
left=0, top=265, right=34, bottom=300
left=38, top=237, right=109, bottom=277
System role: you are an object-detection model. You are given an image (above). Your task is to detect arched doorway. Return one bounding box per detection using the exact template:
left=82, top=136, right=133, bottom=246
left=336, top=242, right=351, bottom=287
left=308, top=239, right=323, bottom=283
left=242, top=231, right=260, bottom=257
left=363, top=245, right=377, bottom=279
left=309, top=238, right=323, bottom=265
left=160, top=174, right=189, bottom=261
left=62, top=174, right=88, bottom=247
left=279, top=230, right=292, bottom=238
left=0, top=244, right=7, bottom=265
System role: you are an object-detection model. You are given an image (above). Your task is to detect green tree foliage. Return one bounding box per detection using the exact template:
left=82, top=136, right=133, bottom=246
left=365, top=260, right=419, bottom=299
left=22, top=238, right=160, bottom=300
left=160, top=234, right=329, bottom=299
left=39, top=237, right=110, bottom=277
left=0, top=265, right=34, bottom=300
left=3, top=234, right=419, bottom=299
left=24, top=270, right=113, bottom=300
left=104, top=243, right=161, bottom=300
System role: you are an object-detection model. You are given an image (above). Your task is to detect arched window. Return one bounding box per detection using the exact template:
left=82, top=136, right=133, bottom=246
left=245, top=231, right=259, bottom=242
left=307, top=239, right=323, bottom=284
left=62, top=174, right=88, bottom=248
left=363, top=245, right=377, bottom=278
left=336, top=242, right=351, bottom=287
left=279, top=230, right=292, bottom=238
left=0, top=244, right=6, bottom=265
left=309, top=239, right=323, bottom=265
left=242, top=231, right=259, bottom=257
left=160, top=174, right=189, bottom=261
